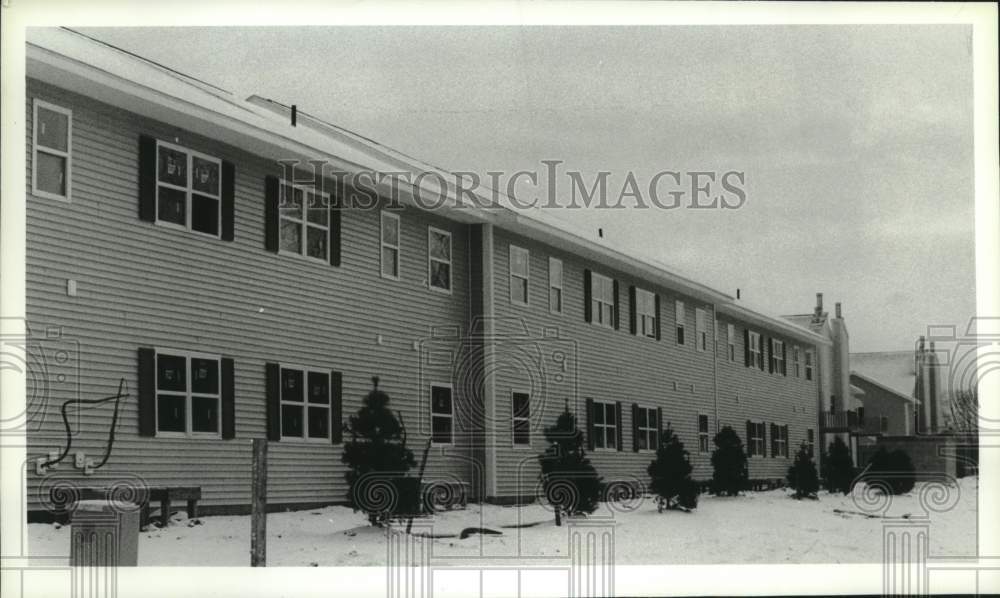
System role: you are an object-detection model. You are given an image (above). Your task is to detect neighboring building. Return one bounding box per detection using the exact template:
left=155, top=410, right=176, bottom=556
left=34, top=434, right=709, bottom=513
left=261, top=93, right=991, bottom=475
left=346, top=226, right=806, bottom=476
left=23, top=28, right=827, bottom=518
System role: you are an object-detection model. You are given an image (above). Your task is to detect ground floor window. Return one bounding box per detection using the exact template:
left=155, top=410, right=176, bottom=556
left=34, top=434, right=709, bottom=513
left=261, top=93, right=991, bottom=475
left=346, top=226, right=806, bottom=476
left=280, top=366, right=331, bottom=440
left=747, top=421, right=765, bottom=456
left=635, top=405, right=658, bottom=450
left=698, top=414, right=710, bottom=452
left=156, top=350, right=220, bottom=436
left=431, top=384, right=454, bottom=444
left=512, top=392, right=530, bottom=446
left=593, top=401, right=617, bottom=449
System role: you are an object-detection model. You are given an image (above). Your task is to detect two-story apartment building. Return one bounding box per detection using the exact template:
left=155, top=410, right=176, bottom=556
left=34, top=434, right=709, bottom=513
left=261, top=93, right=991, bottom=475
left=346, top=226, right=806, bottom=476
left=22, top=28, right=828, bottom=517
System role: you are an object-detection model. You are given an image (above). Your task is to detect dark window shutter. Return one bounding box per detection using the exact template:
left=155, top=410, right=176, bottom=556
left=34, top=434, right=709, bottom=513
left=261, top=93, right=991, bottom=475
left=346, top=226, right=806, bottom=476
left=585, top=398, right=595, bottom=450
left=329, top=196, right=342, bottom=267
left=768, top=339, right=775, bottom=373
left=629, top=286, right=637, bottom=335
left=744, top=329, right=751, bottom=367
left=656, top=407, right=664, bottom=443
left=330, top=370, right=343, bottom=444
left=770, top=423, right=777, bottom=458
left=615, top=401, right=623, bottom=451
left=264, top=176, right=280, bottom=252
left=265, top=362, right=281, bottom=441
left=782, top=343, right=788, bottom=376
left=612, top=280, right=620, bottom=330
left=221, top=161, right=235, bottom=241
left=138, top=347, right=156, bottom=436
left=138, top=135, right=157, bottom=222
left=758, top=334, right=766, bottom=371
left=221, top=358, right=235, bottom=439
left=745, top=420, right=753, bottom=456
left=583, top=270, right=592, bottom=323
left=654, top=294, right=661, bottom=340
left=631, top=403, right=640, bottom=452
left=761, top=421, right=768, bottom=458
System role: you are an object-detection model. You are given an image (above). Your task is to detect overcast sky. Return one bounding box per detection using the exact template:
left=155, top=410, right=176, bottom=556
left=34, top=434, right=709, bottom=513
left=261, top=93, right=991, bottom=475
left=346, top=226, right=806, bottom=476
left=82, top=25, right=975, bottom=352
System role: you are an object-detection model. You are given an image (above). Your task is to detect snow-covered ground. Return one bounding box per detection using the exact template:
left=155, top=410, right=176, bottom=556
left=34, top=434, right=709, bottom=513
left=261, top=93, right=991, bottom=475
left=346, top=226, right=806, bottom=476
left=29, top=477, right=977, bottom=566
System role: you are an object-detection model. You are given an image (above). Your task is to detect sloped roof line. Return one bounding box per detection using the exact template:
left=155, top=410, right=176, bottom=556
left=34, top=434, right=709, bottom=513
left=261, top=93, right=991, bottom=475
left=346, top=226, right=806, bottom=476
left=850, top=371, right=920, bottom=404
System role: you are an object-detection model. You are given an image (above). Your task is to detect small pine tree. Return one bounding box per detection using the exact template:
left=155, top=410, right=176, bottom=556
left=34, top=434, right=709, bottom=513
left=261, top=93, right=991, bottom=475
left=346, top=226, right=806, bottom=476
left=821, top=436, right=856, bottom=495
left=786, top=442, right=820, bottom=499
left=647, top=426, right=699, bottom=511
left=865, top=447, right=916, bottom=495
left=342, top=377, right=418, bottom=526
left=538, top=403, right=603, bottom=525
left=710, top=426, right=748, bottom=496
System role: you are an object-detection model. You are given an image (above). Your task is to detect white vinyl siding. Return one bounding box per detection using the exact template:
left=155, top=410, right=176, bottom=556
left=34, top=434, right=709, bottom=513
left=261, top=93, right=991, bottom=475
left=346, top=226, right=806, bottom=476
left=32, top=99, right=72, bottom=201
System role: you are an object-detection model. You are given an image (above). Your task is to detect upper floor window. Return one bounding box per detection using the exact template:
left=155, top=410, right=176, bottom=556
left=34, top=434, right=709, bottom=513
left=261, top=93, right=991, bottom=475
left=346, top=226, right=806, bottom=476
left=156, top=140, right=223, bottom=237
left=156, top=350, right=220, bottom=437
left=380, top=211, right=400, bottom=279
left=805, top=350, right=814, bottom=381
left=509, top=245, right=530, bottom=305
left=636, top=288, right=657, bottom=338
left=431, top=384, right=454, bottom=444
left=280, top=366, right=331, bottom=441
left=549, top=257, right=563, bottom=313
left=592, top=400, right=617, bottom=449
left=635, top=405, right=658, bottom=450
left=698, top=414, right=710, bottom=452
left=727, top=324, right=737, bottom=361
left=280, top=182, right=330, bottom=260
left=748, top=331, right=762, bottom=369
left=32, top=100, right=72, bottom=201
left=512, top=392, right=530, bottom=446
left=428, top=227, right=452, bottom=293
left=675, top=301, right=686, bottom=345
left=792, top=346, right=801, bottom=377
left=771, top=339, right=785, bottom=374
left=695, top=308, right=709, bottom=351
left=590, top=272, right=615, bottom=328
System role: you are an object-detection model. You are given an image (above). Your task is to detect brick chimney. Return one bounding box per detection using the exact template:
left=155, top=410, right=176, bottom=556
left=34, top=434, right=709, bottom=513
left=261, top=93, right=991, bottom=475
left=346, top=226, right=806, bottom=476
left=812, top=292, right=825, bottom=324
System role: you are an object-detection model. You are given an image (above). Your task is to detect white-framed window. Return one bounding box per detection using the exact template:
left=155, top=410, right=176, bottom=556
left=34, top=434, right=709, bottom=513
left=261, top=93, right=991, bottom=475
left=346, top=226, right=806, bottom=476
left=727, top=324, right=737, bottom=362
left=695, top=308, right=709, bottom=351
left=805, top=350, right=814, bottom=381
left=155, top=140, right=223, bottom=237
left=698, top=414, right=710, bottom=452
left=155, top=349, right=220, bottom=437
left=806, top=428, right=815, bottom=456
left=509, top=245, right=530, bottom=305
left=748, top=421, right=765, bottom=457
left=279, top=181, right=330, bottom=261
left=380, top=211, right=400, bottom=279
left=549, top=257, right=563, bottom=313
left=431, top=384, right=454, bottom=444
left=512, top=391, right=530, bottom=446
left=592, top=401, right=617, bottom=449
left=279, top=365, right=332, bottom=441
left=590, top=272, right=615, bottom=328
left=675, top=301, right=686, bottom=345
left=428, top=227, right=452, bottom=293
left=636, top=288, right=657, bottom=338
left=772, top=424, right=788, bottom=457
left=749, top=331, right=762, bottom=369
left=635, top=405, right=658, bottom=451
left=32, top=99, right=72, bottom=201
left=772, top=339, right=785, bottom=374
left=792, top=346, right=801, bottom=377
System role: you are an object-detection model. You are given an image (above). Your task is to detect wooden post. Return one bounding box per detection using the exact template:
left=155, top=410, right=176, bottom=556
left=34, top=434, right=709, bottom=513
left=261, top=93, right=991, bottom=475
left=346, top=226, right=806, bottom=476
left=251, top=438, right=267, bottom=567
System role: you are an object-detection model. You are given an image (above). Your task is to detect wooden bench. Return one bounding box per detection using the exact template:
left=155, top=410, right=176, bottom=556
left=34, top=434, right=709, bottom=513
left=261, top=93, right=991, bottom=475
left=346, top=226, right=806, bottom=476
left=51, top=486, right=202, bottom=528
